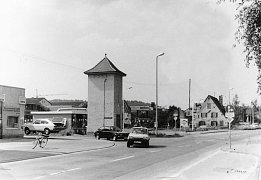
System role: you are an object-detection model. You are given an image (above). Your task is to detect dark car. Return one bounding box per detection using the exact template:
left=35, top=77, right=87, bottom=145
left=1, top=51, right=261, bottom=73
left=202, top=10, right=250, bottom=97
left=94, top=126, right=129, bottom=141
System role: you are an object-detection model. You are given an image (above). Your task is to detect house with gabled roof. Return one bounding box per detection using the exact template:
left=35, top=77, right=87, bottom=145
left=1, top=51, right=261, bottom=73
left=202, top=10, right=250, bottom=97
left=84, top=54, right=126, bottom=132
left=193, top=95, right=228, bottom=128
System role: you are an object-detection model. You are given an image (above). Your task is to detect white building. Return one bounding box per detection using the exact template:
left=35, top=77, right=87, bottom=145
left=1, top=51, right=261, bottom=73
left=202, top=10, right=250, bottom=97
left=84, top=55, right=126, bottom=132
left=0, top=85, right=25, bottom=138
left=193, top=95, right=227, bottom=128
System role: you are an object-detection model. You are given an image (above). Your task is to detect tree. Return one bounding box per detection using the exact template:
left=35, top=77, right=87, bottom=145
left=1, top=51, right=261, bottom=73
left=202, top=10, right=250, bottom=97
left=219, top=0, right=261, bottom=92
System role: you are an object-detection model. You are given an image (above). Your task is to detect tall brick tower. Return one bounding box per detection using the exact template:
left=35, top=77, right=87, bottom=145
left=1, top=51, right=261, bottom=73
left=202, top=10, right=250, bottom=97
left=84, top=55, right=126, bottom=132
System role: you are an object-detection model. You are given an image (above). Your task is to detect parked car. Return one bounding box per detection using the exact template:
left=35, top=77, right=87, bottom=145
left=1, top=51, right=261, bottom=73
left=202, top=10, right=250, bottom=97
left=197, top=125, right=208, bottom=131
left=22, top=119, right=55, bottom=135
left=94, top=126, right=129, bottom=141
left=248, top=124, right=258, bottom=130
left=127, top=127, right=150, bottom=148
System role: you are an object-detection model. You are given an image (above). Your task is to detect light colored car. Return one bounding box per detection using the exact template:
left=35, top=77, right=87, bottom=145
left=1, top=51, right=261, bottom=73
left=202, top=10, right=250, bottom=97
left=127, top=127, right=150, bottom=148
left=22, top=119, right=55, bottom=135
left=198, top=125, right=208, bottom=131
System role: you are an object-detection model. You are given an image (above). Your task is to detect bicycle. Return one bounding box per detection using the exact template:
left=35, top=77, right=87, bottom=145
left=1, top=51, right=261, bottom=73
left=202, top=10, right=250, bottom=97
left=32, top=132, right=49, bottom=149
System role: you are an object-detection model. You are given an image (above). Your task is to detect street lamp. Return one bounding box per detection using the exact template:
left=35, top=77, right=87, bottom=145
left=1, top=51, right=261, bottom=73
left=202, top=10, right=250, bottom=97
left=103, top=78, right=107, bottom=127
left=156, top=52, right=165, bottom=136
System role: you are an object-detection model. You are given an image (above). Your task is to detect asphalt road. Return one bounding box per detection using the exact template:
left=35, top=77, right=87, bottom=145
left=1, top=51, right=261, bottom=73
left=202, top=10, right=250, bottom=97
left=1, top=130, right=260, bottom=180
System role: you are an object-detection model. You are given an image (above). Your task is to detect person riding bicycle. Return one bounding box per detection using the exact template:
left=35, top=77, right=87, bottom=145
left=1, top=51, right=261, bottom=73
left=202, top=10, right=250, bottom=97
left=38, top=132, right=49, bottom=147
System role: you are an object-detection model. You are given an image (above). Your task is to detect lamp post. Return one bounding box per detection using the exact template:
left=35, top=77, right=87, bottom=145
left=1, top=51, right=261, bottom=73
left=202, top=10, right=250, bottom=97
left=229, top=88, right=234, bottom=105
left=191, top=101, right=195, bottom=131
left=103, top=78, right=107, bottom=127
left=156, top=52, right=165, bottom=136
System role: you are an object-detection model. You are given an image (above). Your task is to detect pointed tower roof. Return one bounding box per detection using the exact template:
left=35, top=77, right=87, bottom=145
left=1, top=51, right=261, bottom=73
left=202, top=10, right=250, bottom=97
left=84, top=54, right=126, bottom=76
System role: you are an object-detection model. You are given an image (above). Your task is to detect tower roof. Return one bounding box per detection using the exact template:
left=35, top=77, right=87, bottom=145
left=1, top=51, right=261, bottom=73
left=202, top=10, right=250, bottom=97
left=84, top=55, right=126, bottom=76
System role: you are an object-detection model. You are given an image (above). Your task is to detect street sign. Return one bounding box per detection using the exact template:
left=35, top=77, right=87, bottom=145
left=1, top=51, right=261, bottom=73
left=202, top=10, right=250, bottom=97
left=225, top=105, right=235, bottom=118
left=180, top=119, right=188, bottom=128
left=154, top=122, right=158, bottom=128
left=227, top=117, right=234, bottom=123
left=0, top=94, right=5, bottom=102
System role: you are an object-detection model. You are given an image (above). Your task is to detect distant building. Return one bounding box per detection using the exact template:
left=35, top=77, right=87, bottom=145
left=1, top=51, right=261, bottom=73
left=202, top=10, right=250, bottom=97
left=0, top=85, right=25, bottom=138
left=84, top=55, right=126, bottom=132
left=25, top=98, right=51, bottom=123
left=193, top=95, right=227, bottom=128
left=48, top=100, right=87, bottom=111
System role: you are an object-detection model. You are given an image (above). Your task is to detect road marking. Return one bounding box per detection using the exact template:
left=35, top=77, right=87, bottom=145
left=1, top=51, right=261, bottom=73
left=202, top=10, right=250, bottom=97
left=33, top=167, right=82, bottom=179
left=66, top=167, right=81, bottom=172
left=50, top=170, right=67, bottom=175
left=50, top=168, right=81, bottom=175
left=32, top=176, right=45, bottom=179
left=150, top=150, right=160, bottom=153
left=112, top=155, right=134, bottom=162
left=178, top=144, right=190, bottom=148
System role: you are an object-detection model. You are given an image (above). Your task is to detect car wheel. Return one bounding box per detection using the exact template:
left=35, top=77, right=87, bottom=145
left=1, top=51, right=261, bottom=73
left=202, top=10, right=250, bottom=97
left=145, top=141, right=150, bottom=148
left=96, top=134, right=100, bottom=140
left=113, top=136, right=117, bottom=141
left=127, top=140, right=131, bottom=148
left=44, top=128, right=50, bottom=135
left=24, top=128, right=31, bottom=135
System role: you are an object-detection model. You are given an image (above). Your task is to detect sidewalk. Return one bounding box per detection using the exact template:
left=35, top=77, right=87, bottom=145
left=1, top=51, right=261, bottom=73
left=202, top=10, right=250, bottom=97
left=0, top=134, right=115, bottom=163
left=168, top=133, right=261, bottom=180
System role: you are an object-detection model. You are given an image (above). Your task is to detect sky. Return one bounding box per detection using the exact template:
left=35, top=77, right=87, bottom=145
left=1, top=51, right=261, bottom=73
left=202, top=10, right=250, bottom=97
left=0, top=0, right=259, bottom=109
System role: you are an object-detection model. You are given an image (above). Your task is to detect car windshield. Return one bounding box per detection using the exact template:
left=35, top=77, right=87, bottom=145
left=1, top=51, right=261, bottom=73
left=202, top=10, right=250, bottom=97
left=132, top=128, right=147, bottom=134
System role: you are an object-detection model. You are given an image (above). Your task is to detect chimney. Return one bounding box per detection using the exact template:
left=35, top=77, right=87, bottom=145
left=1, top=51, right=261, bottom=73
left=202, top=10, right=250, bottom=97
left=219, top=95, right=223, bottom=106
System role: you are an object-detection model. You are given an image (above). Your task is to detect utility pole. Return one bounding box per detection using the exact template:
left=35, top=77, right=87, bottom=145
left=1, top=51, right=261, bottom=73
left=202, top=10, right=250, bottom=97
left=189, top=79, right=191, bottom=110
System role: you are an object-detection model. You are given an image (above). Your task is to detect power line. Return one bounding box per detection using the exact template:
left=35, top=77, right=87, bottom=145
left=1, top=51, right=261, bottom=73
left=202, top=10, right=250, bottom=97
left=3, top=48, right=85, bottom=71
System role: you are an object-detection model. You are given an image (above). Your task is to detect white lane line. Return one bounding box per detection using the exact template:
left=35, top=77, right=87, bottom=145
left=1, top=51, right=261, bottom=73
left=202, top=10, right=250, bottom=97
left=32, top=176, right=45, bottom=179
left=50, top=171, right=66, bottom=175
left=178, top=144, right=190, bottom=148
left=66, top=167, right=81, bottom=172
left=49, top=167, right=81, bottom=176
left=112, top=155, right=134, bottom=162
left=150, top=150, right=161, bottom=153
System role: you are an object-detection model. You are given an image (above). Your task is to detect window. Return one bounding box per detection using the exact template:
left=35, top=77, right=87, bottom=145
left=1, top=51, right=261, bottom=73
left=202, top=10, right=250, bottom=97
left=211, top=113, right=218, bottom=118
left=201, top=113, right=207, bottom=118
left=7, top=116, right=18, bottom=128
left=41, top=120, right=48, bottom=124
left=207, top=103, right=211, bottom=109
left=34, top=120, right=40, bottom=124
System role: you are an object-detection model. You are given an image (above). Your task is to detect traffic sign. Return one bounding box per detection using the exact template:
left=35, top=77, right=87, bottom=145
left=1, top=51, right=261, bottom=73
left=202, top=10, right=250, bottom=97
left=227, top=117, right=234, bottom=123
left=154, top=121, right=158, bottom=128
left=225, top=105, right=235, bottom=118
left=174, top=116, right=178, bottom=120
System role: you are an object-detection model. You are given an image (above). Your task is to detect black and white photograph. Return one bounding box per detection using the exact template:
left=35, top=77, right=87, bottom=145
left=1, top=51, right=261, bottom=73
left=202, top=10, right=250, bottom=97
left=1, top=0, right=261, bottom=179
